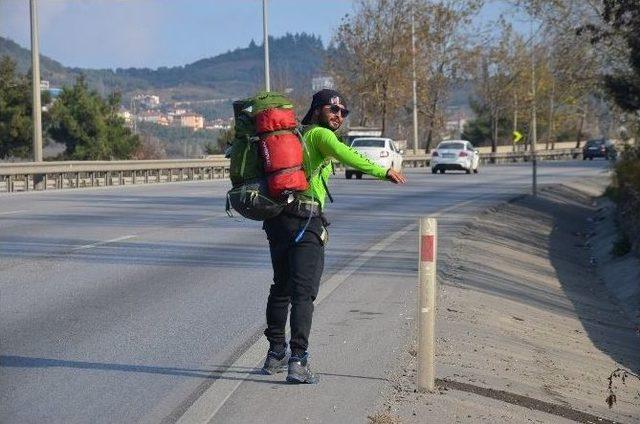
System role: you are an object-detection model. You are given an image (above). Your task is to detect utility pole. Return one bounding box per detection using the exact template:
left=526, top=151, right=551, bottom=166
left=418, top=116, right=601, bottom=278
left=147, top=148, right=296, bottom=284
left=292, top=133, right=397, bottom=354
left=30, top=0, right=43, bottom=163
left=263, top=0, right=270, bottom=91
left=131, top=97, right=137, bottom=134
left=530, top=28, right=538, bottom=197
left=513, top=95, right=518, bottom=152
left=411, top=2, right=419, bottom=155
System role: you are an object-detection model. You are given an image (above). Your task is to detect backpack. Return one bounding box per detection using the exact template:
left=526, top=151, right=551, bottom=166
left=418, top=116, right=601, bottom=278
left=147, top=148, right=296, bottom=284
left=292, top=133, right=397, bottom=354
left=226, top=91, right=309, bottom=220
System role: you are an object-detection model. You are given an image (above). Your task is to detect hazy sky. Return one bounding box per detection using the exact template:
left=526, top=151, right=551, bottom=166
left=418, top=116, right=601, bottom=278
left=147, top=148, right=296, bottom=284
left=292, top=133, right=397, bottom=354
left=0, top=0, right=512, bottom=69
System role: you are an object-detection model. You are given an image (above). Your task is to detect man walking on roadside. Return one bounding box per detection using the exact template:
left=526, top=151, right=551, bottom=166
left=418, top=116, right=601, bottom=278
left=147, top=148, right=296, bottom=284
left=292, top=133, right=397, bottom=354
left=261, top=89, right=407, bottom=384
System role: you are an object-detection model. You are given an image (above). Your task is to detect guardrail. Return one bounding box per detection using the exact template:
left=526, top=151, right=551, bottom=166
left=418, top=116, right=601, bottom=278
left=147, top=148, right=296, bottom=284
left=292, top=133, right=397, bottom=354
left=401, top=147, right=582, bottom=168
left=0, top=158, right=229, bottom=193
left=0, top=148, right=582, bottom=193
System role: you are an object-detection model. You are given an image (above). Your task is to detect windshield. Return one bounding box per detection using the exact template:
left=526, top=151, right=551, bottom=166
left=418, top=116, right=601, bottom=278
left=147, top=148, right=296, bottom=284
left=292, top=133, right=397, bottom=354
left=351, top=138, right=386, bottom=148
left=586, top=139, right=604, bottom=146
left=437, top=142, right=465, bottom=150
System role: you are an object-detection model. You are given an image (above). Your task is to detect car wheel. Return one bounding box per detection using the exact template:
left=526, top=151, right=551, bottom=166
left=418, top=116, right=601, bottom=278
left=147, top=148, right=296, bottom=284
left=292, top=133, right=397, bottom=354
left=473, top=167, right=479, bottom=174
left=583, top=156, right=587, bottom=160
left=431, top=168, right=437, bottom=174
left=439, top=169, right=445, bottom=174
left=345, top=171, right=353, bottom=179
left=355, top=172, right=363, bottom=179
left=465, top=168, right=471, bottom=174
left=589, top=157, right=593, bottom=160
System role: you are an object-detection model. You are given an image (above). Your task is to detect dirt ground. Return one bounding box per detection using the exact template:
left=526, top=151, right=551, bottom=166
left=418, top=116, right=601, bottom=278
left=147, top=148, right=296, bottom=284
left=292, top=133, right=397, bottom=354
left=372, top=182, right=640, bottom=423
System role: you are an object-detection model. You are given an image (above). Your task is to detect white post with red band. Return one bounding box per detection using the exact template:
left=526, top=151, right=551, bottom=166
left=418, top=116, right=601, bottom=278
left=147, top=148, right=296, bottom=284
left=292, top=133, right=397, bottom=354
left=418, top=217, right=437, bottom=392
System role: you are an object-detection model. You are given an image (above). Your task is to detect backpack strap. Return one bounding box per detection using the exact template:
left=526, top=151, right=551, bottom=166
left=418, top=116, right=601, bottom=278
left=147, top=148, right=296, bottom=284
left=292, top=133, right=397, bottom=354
left=317, top=160, right=334, bottom=204
left=300, top=127, right=334, bottom=203
left=225, top=191, right=234, bottom=217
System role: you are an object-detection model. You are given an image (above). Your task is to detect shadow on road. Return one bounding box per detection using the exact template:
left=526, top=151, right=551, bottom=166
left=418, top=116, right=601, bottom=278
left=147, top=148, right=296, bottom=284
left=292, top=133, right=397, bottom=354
left=0, top=355, right=387, bottom=384
left=449, top=185, right=639, bottom=374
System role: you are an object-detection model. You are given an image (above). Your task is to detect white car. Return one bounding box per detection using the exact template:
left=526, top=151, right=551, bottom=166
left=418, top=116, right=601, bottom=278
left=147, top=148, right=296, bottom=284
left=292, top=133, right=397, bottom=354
left=345, top=137, right=403, bottom=179
left=430, top=140, right=479, bottom=174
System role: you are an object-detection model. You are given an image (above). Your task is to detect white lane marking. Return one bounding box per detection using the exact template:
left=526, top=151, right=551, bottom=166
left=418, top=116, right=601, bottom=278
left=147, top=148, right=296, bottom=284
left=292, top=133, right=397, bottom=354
left=175, top=196, right=485, bottom=424
left=0, top=210, right=29, bottom=216
left=71, top=235, right=137, bottom=251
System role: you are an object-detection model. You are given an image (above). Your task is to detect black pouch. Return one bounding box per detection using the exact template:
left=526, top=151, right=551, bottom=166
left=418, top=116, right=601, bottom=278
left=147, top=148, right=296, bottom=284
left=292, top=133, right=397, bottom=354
left=227, top=178, right=284, bottom=221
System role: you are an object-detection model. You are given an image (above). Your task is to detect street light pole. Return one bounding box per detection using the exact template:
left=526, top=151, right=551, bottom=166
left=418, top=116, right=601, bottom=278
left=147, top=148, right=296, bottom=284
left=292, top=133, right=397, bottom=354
left=263, top=0, right=270, bottom=91
left=411, top=2, right=419, bottom=155
left=30, top=0, right=43, bottom=163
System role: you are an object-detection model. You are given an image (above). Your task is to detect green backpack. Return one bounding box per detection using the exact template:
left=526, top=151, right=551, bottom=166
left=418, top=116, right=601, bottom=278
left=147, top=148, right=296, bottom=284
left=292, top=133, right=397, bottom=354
left=226, top=91, right=305, bottom=220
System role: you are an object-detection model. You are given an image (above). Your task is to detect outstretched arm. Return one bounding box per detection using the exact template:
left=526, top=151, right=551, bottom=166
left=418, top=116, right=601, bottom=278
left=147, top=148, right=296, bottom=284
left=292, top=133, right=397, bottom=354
left=315, top=129, right=390, bottom=179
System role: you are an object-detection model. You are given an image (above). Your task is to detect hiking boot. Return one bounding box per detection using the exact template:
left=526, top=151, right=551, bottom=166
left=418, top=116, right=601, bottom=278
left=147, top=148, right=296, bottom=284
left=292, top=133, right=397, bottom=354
left=261, top=350, right=288, bottom=375
left=286, top=353, right=318, bottom=384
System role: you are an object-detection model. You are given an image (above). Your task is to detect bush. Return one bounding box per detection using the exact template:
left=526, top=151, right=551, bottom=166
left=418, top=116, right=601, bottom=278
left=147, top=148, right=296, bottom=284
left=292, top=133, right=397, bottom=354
left=613, top=143, right=640, bottom=193
left=612, top=233, right=632, bottom=256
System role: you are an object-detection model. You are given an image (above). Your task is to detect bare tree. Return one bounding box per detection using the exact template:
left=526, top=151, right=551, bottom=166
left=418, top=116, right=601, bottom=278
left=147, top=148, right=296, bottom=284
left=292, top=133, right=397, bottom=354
left=414, top=0, right=483, bottom=151
left=328, top=0, right=413, bottom=136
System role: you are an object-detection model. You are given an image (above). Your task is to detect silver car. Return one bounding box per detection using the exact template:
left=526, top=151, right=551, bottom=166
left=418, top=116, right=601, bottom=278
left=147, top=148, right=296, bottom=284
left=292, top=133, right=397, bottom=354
left=430, top=140, right=479, bottom=174
left=345, top=137, right=403, bottom=179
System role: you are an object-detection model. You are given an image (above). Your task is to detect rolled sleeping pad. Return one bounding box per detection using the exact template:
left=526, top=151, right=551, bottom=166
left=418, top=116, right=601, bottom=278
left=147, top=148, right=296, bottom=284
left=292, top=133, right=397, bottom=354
left=256, top=108, right=297, bottom=133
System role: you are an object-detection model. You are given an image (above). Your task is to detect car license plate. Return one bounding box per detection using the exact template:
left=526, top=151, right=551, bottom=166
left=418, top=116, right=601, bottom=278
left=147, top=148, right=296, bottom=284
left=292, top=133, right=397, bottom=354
left=443, top=153, right=455, bottom=158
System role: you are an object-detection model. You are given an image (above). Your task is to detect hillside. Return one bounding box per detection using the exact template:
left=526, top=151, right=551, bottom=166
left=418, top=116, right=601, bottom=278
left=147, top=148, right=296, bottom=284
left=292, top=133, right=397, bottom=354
left=0, top=33, right=327, bottom=101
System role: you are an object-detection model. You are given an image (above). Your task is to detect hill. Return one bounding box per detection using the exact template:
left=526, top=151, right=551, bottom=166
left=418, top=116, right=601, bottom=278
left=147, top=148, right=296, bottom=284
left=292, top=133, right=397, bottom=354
left=0, top=33, right=327, bottom=101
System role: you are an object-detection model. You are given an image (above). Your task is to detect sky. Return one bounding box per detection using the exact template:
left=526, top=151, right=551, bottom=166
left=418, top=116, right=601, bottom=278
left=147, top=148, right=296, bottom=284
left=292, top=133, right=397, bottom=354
left=0, top=0, right=512, bottom=70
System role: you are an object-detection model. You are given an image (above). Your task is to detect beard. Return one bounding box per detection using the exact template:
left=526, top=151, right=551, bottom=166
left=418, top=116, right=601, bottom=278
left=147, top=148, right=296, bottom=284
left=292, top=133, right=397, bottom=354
left=320, top=115, right=341, bottom=131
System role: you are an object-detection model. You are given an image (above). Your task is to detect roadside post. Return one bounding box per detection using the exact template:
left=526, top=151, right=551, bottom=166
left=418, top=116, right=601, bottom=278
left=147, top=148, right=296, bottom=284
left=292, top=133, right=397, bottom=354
left=418, top=217, right=437, bottom=392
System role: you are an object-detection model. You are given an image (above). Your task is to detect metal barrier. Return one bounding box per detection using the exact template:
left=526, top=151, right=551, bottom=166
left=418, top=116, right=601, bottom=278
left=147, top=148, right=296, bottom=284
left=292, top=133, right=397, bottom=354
left=0, top=148, right=582, bottom=193
left=0, top=158, right=229, bottom=193
left=398, top=147, right=581, bottom=168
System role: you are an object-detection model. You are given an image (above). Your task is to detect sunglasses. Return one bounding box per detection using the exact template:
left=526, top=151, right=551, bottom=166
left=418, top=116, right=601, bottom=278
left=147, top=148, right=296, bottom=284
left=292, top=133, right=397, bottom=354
left=325, top=104, right=349, bottom=118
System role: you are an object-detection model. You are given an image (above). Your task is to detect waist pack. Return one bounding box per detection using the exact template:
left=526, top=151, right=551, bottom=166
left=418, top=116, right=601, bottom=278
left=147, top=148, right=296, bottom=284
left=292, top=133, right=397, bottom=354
left=226, top=92, right=309, bottom=220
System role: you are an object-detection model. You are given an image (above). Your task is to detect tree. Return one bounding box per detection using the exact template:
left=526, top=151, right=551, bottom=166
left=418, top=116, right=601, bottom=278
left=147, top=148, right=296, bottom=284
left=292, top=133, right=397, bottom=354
left=48, top=76, right=140, bottom=160
left=132, top=134, right=167, bottom=160
left=413, top=0, right=483, bottom=151
left=0, top=56, right=50, bottom=159
left=581, top=0, right=640, bottom=112
left=510, top=0, right=622, bottom=145
left=327, top=0, right=412, bottom=136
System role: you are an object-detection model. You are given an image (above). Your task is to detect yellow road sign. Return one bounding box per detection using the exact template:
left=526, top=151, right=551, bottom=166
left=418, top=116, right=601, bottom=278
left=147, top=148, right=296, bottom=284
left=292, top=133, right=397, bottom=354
left=513, top=130, right=523, bottom=143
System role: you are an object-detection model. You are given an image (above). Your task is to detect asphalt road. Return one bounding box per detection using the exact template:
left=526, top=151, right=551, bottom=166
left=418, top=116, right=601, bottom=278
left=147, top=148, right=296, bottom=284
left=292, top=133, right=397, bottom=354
left=0, top=161, right=609, bottom=423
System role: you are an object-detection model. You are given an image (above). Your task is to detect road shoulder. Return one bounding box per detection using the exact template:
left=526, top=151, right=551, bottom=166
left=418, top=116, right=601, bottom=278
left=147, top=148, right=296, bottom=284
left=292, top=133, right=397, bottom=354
left=375, top=182, right=640, bottom=423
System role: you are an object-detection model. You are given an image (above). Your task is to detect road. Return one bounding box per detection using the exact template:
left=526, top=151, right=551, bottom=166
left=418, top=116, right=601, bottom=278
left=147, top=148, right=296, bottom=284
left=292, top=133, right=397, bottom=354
left=0, top=161, right=609, bottom=423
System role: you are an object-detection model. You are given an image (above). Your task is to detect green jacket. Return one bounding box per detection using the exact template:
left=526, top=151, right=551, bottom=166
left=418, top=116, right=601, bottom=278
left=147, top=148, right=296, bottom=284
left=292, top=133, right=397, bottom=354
left=299, top=125, right=388, bottom=209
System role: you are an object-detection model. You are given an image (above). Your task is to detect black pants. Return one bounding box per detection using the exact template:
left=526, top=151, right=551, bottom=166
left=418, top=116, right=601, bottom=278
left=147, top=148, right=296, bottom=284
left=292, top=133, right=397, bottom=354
left=263, top=213, right=325, bottom=356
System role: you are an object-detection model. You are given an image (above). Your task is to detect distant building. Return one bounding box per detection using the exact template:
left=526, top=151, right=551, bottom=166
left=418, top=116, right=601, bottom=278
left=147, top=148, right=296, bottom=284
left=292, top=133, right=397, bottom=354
left=134, top=94, right=161, bottom=109
left=312, top=76, right=335, bottom=91
left=139, top=110, right=162, bottom=123
left=168, top=108, right=187, bottom=118
left=40, top=80, right=62, bottom=99
left=445, top=118, right=467, bottom=133
left=207, top=118, right=232, bottom=130
left=444, top=108, right=468, bottom=137
left=48, top=88, right=63, bottom=98
left=118, top=109, right=132, bottom=124
left=179, top=113, right=204, bottom=130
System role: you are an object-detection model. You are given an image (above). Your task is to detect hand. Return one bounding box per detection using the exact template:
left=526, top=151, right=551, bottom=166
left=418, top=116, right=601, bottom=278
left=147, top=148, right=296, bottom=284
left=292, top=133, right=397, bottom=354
left=386, top=168, right=407, bottom=184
